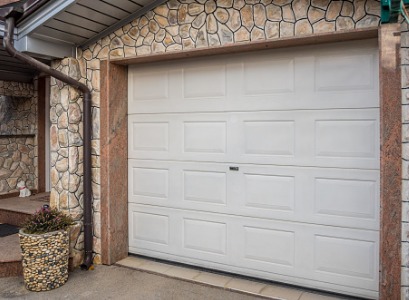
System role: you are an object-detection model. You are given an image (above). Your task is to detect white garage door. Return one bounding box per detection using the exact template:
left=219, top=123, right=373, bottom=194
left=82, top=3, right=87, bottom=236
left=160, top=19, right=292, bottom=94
left=128, top=40, right=380, bottom=299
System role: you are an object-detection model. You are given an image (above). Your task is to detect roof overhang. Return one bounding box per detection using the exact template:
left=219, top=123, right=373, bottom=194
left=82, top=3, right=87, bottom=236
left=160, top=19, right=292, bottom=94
left=0, top=0, right=168, bottom=82
left=1, top=0, right=168, bottom=58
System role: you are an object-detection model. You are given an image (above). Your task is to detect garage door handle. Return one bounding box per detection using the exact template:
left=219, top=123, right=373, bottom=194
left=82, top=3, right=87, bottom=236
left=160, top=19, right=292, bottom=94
left=229, top=166, right=239, bottom=171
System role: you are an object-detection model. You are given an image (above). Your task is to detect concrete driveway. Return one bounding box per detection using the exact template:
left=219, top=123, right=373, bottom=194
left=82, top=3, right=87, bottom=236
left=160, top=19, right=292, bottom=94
left=0, top=265, right=265, bottom=300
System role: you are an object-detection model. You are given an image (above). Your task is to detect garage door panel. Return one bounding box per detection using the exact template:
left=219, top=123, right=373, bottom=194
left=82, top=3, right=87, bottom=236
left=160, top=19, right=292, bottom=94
left=129, top=68, right=170, bottom=102
left=129, top=62, right=228, bottom=115
left=183, top=64, right=227, bottom=99
left=242, top=226, right=295, bottom=267
left=130, top=121, right=169, bottom=153
left=243, top=173, right=295, bottom=211
left=129, top=109, right=379, bottom=169
left=314, top=235, right=376, bottom=280
left=237, top=221, right=379, bottom=292
left=240, top=165, right=379, bottom=229
left=130, top=205, right=232, bottom=264
left=128, top=40, right=380, bottom=298
left=129, top=209, right=171, bottom=250
left=308, top=228, right=379, bottom=292
left=183, top=170, right=227, bottom=204
left=314, top=178, right=377, bottom=220
left=314, top=53, right=376, bottom=92
left=315, top=119, right=377, bottom=159
left=235, top=220, right=379, bottom=291
left=130, top=167, right=169, bottom=199
left=129, top=204, right=378, bottom=296
left=241, top=57, right=295, bottom=94
left=128, top=160, right=379, bottom=230
left=183, top=218, right=227, bottom=255
left=128, top=41, right=378, bottom=114
left=183, top=121, right=227, bottom=154
left=237, top=109, right=379, bottom=169
left=242, top=120, right=295, bottom=156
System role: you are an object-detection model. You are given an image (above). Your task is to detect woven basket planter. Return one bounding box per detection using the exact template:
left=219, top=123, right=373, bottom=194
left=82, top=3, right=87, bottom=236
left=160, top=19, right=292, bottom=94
left=19, top=229, right=69, bottom=291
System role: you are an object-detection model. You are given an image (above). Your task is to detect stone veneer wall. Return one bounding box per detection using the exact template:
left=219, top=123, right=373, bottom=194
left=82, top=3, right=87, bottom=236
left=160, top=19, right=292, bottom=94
left=48, top=59, right=87, bottom=266
left=0, top=80, right=38, bottom=195
left=50, top=0, right=381, bottom=266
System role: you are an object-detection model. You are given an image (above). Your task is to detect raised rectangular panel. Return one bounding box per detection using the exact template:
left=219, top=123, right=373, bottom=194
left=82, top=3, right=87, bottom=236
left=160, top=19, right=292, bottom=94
left=315, top=120, right=376, bottom=158
left=184, top=122, right=226, bottom=153
left=315, top=54, right=374, bottom=91
left=243, top=59, right=294, bottom=94
left=244, top=174, right=294, bottom=211
left=244, top=121, right=294, bottom=156
left=184, top=171, right=226, bottom=204
left=183, top=65, right=226, bottom=98
left=131, top=211, right=169, bottom=245
left=315, top=178, right=376, bottom=219
left=132, top=122, right=169, bottom=151
left=314, top=235, right=375, bottom=279
left=131, top=70, right=169, bottom=100
left=244, top=226, right=294, bottom=266
left=183, top=219, right=226, bottom=254
left=132, top=168, right=168, bottom=199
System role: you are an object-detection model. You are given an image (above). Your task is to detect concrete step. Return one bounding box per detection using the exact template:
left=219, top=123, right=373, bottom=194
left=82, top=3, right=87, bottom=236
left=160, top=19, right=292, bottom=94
left=0, top=192, right=50, bottom=278
left=0, top=234, right=22, bottom=278
left=0, top=192, right=49, bottom=226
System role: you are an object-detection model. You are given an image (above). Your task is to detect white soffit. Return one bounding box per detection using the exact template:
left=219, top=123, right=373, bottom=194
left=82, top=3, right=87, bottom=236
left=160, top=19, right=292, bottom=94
left=13, top=0, right=167, bottom=59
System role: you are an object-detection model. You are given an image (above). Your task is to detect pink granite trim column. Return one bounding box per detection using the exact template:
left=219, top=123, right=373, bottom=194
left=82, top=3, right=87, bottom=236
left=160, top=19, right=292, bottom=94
left=100, top=60, right=129, bottom=265
left=379, top=23, right=402, bottom=299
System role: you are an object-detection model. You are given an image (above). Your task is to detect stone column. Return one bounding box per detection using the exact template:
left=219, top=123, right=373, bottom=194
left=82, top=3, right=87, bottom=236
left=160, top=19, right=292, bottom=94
left=50, top=58, right=86, bottom=267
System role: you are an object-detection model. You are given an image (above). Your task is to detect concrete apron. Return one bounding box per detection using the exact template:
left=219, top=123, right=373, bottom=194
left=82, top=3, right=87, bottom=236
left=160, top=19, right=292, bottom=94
left=116, top=256, right=357, bottom=300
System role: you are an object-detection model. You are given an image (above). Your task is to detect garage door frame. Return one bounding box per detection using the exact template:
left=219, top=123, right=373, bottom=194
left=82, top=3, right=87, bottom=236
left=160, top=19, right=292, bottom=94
left=99, top=25, right=401, bottom=299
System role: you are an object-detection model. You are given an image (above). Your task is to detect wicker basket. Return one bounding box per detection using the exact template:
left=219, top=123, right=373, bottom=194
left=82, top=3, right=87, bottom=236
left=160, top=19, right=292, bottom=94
left=19, top=229, right=69, bottom=291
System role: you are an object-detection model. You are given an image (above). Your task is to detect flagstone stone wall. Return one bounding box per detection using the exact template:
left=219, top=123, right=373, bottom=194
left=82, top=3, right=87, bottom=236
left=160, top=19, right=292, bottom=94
left=0, top=80, right=38, bottom=195
left=48, top=58, right=90, bottom=266
left=50, top=0, right=381, bottom=267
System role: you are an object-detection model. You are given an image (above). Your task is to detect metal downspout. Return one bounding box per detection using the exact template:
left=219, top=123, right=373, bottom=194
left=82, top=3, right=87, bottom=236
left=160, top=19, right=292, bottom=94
left=3, top=16, right=93, bottom=270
